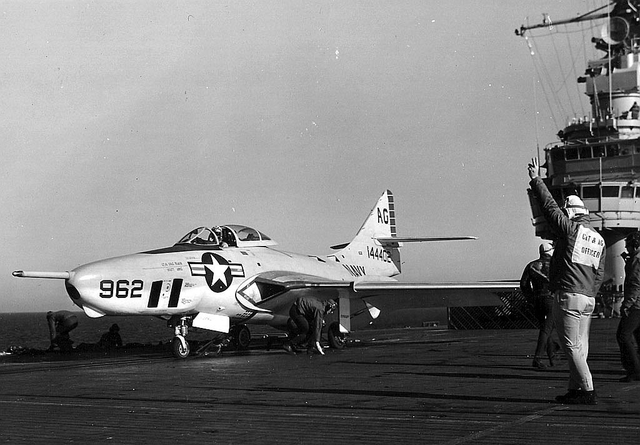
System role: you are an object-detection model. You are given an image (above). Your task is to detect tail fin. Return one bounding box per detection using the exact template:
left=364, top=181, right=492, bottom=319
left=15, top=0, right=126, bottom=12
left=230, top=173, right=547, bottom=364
left=330, top=190, right=478, bottom=278
left=354, top=189, right=397, bottom=242
left=332, top=190, right=402, bottom=277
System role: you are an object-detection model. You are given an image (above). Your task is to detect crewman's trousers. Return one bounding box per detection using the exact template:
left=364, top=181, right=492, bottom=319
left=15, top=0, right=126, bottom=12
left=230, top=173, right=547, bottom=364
left=616, top=308, right=640, bottom=377
left=553, top=291, right=595, bottom=391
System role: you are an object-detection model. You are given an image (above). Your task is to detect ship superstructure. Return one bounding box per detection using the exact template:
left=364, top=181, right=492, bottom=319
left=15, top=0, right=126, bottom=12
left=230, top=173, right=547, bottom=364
left=517, top=1, right=640, bottom=298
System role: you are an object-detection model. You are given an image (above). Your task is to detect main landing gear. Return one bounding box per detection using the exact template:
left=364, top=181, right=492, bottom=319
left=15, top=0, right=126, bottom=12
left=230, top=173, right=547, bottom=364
left=327, top=322, right=347, bottom=349
left=230, top=324, right=251, bottom=350
left=167, top=316, right=252, bottom=359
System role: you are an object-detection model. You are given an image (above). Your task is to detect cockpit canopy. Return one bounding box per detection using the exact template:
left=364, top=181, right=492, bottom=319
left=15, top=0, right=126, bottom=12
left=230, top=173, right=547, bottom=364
left=176, top=225, right=277, bottom=248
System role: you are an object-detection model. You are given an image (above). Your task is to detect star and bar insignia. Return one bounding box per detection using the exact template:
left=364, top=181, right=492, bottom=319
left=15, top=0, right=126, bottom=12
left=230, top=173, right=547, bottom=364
left=188, top=253, right=245, bottom=293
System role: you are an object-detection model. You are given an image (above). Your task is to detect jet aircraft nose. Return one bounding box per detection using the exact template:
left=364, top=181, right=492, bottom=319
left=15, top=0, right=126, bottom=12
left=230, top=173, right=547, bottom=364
left=64, top=262, right=111, bottom=318
left=64, top=276, right=92, bottom=313
left=60, top=253, right=204, bottom=318
left=64, top=276, right=81, bottom=301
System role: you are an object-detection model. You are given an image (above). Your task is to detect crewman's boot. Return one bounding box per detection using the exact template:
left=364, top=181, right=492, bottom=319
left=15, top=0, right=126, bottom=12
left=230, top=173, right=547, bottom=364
left=555, top=389, right=582, bottom=404
left=547, top=342, right=561, bottom=367
left=619, top=373, right=640, bottom=382
left=532, top=358, right=547, bottom=369
left=563, top=390, right=597, bottom=405
left=578, top=390, right=597, bottom=405
left=282, top=341, right=297, bottom=355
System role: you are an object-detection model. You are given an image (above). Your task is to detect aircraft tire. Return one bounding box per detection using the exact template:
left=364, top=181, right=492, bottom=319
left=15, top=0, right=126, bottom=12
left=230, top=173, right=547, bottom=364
left=172, top=337, right=190, bottom=359
left=327, top=322, right=347, bottom=349
left=232, top=325, right=251, bottom=350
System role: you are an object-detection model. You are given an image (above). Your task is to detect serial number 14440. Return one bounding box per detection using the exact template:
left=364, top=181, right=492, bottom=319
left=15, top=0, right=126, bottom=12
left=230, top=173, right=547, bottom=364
left=367, top=246, right=392, bottom=263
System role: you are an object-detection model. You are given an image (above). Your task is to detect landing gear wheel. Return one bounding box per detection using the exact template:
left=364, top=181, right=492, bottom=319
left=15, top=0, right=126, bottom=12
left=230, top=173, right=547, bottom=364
left=327, top=322, right=347, bottom=349
left=231, top=325, right=251, bottom=350
left=172, top=337, right=190, bottom=359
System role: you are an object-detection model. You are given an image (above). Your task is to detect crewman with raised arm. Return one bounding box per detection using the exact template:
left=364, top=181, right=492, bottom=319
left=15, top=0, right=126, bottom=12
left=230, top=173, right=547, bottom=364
left=528, top=157, right=606, bottom=405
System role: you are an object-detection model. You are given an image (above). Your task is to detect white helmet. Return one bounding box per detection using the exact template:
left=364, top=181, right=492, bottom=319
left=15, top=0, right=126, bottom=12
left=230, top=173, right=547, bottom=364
left=539, top=242, right=554, bottom=256
left=563, top=195, right=588, bottom=219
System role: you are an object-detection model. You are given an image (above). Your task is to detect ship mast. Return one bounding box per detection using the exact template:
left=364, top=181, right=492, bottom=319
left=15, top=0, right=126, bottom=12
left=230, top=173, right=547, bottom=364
left=518, top=0, right=640, bottom=305
left=515, top=4, right=610, bottom=37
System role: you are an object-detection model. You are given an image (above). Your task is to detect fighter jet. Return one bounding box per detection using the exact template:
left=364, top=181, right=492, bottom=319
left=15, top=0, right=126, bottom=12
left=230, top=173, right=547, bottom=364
left=13, top=190, right=517, bottom=358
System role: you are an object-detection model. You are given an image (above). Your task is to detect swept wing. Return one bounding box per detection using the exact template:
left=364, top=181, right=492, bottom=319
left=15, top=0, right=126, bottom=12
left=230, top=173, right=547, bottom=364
left=249, top=271, right=518, bottom=309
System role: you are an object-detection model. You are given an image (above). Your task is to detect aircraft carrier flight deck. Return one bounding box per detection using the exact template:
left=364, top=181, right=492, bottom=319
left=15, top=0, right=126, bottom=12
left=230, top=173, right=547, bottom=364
left=0, top=320, right=638, bottom=444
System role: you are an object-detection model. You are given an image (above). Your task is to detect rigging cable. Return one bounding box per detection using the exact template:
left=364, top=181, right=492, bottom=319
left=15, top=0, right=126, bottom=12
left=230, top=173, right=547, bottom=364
left=523, top=20, right=603, bottom=131
left=550, top=27, right=578, bottom=118
left=580, top=13, right=592, bottom=125
left=527, top=34, right=563, bottom=128
left=566, top=29, right=586, bottom=118
left=522, top=33, right=546, bottom=158
left=534, top=70, right=541, bottom=161
left=607, top=2, right=613, bottom=117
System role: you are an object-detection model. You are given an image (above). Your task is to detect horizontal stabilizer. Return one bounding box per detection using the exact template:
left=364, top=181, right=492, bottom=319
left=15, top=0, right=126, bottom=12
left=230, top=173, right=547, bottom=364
left=12, top=270, right=70, bottom=280
left=376, top=236, right=477, bottom=244
left=331, top=236, right=477, bottom=250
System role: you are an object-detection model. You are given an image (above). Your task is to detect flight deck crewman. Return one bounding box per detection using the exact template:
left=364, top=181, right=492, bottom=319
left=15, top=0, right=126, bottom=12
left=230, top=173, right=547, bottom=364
left=616, top=231, right=640, bottom=382
left=284, top=297, right=337, bottom=355
left=528, top=157, right=606, bottom=405
left=520, top=242, right=560, bottom=369
left=98, top=323, right=123, bottom=350
left=46, top=310, right=79, bottom=352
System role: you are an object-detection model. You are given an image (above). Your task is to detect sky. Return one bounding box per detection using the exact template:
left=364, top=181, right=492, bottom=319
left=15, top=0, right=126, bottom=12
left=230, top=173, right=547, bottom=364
left=0, top=1, right=604, bottom=312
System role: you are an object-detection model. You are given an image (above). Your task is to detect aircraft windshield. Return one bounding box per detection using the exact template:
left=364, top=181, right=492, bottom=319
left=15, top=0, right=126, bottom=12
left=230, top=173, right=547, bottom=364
left=177, top=227, right=219, bottom=246
left=226, top=225, right=271, bottom=242
left=176, top=225, right=276, bottom=247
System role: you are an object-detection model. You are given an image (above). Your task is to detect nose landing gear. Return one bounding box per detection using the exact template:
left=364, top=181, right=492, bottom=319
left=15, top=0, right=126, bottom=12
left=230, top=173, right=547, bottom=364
left=167, top=316, right=252, bottom=359
left=172, top=335, right=190, bottom=359
left=168, top=315, right=193, bottom=359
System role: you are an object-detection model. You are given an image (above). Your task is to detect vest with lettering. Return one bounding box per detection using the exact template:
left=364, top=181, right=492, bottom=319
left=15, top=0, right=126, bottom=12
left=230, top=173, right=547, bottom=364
left=529, top=177, right=607, bottom=297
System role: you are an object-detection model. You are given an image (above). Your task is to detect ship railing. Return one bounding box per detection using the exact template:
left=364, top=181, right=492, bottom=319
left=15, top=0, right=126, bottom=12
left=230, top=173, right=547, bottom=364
left=528, top=183, right=640, bottom=236
left=547, top=133, right=634, bottom=148
left=546, top=139, right=639, bottom=164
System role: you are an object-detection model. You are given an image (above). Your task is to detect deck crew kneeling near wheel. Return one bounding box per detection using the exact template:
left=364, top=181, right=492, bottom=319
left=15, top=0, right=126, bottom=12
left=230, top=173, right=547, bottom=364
left=284, top=297, right=337, bottom=355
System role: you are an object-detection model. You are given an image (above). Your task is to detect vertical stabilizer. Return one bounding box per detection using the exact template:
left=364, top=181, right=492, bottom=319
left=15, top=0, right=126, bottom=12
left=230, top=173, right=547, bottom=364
left=354, top=189, right=396, bottom=242
left=334, top=190, right=402, bottom=278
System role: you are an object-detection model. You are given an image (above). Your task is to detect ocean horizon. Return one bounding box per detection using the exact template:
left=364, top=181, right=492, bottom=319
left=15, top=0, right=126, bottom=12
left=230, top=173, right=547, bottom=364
left=0, top=306, right=451, bottom=352
left=0, top=312, right=212, bottom=351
